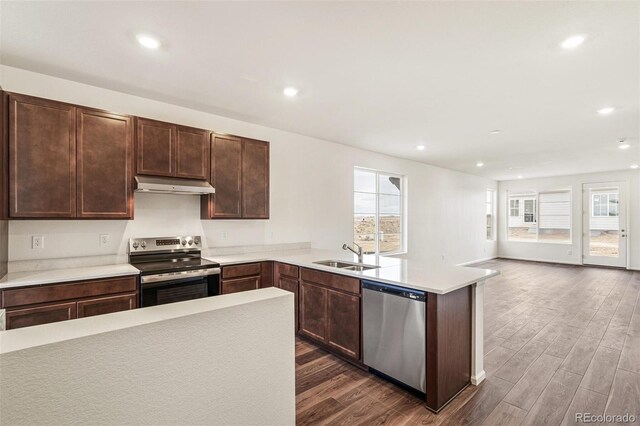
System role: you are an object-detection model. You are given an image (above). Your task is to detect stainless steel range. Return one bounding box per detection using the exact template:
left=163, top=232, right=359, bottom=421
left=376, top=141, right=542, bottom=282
left=129, top=236, right=220, bottom=307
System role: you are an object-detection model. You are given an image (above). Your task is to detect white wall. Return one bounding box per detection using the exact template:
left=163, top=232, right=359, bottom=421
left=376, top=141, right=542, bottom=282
left=0, top=288, right=296, bottom=425
left=0, top=66, right=497, bottom=266
left=498, top=169, right=640, bottom=269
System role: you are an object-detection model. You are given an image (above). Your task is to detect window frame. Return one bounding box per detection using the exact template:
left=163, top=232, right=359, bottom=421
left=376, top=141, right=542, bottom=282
left=506, top=190, right=572, bottom=244
left=353, top=167, right=406, bottom=255
left=509, top=199, right=520, bottom=217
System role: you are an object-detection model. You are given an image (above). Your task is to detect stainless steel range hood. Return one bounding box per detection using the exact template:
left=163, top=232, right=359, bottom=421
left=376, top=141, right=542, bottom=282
left=135, top=176, right=215, bottom=195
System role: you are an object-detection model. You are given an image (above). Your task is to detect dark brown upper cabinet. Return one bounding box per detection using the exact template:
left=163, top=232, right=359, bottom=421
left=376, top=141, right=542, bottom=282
left=7, top=93, right=134, bottom=219
left=202, top=135, right=242, bottom=218
left=77, top=108, right=133, bottom=218
left=242, top=138, right=270, bottom=219
left=176, top=125, right=210, bottom=180
left=9, top=93, right=77, bottom=218
left=136, top=118, right=175, bottom=177
left=201, top=135, right=269, bottom=219
left=136, top=118, right=209, bottom=180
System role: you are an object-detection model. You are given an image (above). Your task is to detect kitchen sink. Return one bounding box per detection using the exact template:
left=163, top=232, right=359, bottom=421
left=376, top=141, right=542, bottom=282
left=342, top=265, right=379, bottom=272
left=313, top=260, right=380, bottom=271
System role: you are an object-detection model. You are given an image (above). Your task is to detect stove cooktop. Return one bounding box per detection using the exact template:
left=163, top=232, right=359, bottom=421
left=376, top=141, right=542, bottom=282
left=132, top=257, right=219, bottom=275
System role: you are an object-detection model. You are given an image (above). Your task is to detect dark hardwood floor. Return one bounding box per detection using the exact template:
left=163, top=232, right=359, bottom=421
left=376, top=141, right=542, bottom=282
left=295, top=259, right=640, bottom=425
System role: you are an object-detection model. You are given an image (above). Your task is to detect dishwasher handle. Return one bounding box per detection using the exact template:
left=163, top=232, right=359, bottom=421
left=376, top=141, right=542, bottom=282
left=362, top=280, right=426, bottom=301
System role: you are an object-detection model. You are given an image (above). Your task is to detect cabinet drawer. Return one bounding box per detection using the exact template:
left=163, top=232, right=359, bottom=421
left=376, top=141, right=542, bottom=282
left=222, top=263, right=261, bottom=279
left=1, top=276, right=138, bottom=308
left=5, top=302, right=77, bottom=330
left=300, top=268, right=360, bottom=295
left=77, top=292, right=137, bottom=318
left=277, top=263, right=299, bottom=279
left=221, top=276, right=260, bottom=294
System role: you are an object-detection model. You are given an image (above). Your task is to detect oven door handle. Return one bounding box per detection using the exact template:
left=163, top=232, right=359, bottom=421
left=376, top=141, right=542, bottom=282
left=140, top=268, right=221, bottom=284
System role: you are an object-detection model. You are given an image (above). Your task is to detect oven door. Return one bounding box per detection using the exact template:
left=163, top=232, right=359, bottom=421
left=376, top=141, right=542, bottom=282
left=141, top=273, right=220, bottom=308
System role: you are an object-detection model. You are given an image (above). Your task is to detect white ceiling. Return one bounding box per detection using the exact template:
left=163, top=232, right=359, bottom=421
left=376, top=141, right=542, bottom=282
left=1, top=1, right=638, bottom=180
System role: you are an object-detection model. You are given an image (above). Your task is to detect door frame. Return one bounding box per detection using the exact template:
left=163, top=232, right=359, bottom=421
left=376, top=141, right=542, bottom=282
left=582, top=181, right=628, bottom=268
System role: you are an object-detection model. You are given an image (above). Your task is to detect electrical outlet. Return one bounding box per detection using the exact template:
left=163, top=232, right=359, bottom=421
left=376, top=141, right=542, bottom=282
left=441, top=254, right=445, bottom=261
left=32, top=235, right=44, bottom=249
left=100, top=234, right=110, bottom=247
left=567, top=249, right=572, bottom=255
left=222, top=231, right=228, bottom=241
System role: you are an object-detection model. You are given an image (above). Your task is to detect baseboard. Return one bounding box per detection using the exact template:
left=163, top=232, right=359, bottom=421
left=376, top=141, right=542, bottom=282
left=496, top=255, right=582, bottom=266
left=470, top=370, right=486, bottom=386
left=457, top=256, right=497, bottom=267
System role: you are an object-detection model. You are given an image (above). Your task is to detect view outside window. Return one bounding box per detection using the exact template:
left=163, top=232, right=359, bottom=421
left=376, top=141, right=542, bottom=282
left=354, top=168, right=403, bottom=254
left=589, top=189, right=620, bottom=256
left=507, top=190, right=571, bottom=243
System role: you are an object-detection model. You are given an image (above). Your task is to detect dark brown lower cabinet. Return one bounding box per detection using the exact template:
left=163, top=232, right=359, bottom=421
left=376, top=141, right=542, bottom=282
left=326, top=290, right=361, bottom=360
left=299, top=282, right=328, bottom=341
left=5, top=301, right=77, bottom=330
left=1, top=275, right=138, bottom=330
left=77, top=292, right=137, bottom=318
left=221, top=276, right=260, bottom=294
left=299, top=268, right=361, bottom=362
left=426, top=286, right=472, bottom=412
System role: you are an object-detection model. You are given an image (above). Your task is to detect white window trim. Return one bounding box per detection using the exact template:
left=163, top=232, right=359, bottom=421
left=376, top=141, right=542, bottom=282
left=353, top=167, right=406, bottom=256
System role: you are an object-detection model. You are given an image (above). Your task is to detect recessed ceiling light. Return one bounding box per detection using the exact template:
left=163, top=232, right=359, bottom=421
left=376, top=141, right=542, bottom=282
left=416, top=145, right=426, bottom=151
left=561, top=34, right=586, bottom=49
left=631, top=164, right=639, bottom=169
left=597, top=107, right=615, bottom=115
left=476, top=162, right=484, bottom=167
left=283, top=87, right=299, bottom=97
left=136, top=34, right=161, bottom=49
left=489, top=130, right=502, bottom=134
left=619, top=143, right=630, bottom=150
left=517, top=175, right=523, bottom=179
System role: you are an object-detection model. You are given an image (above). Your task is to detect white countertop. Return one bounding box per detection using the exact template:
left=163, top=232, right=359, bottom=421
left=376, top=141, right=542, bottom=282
left=0, top=287, right=290, bottom=354
left=206, top=248, right=498, bottom=294
left=0, top=264, right=140, bottom=290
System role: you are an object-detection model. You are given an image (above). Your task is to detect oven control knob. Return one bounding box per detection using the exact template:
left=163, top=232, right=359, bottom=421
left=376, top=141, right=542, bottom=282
left=194, top=237, right=201, bottom=245
left=188, top=239, right=193, bottom=246
left=132, top=241, right=139, bottom=249
left=140, top=241, right=147, bottom=249
left=181, top=239, right=187, bottom=246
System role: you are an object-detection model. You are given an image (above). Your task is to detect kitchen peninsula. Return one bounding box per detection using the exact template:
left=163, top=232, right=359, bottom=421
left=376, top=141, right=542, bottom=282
left=0, top=245, right=497, bottom=413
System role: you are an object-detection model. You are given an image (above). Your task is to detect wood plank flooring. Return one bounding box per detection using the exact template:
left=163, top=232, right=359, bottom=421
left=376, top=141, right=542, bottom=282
left=295, top=259, right=640, bottom=425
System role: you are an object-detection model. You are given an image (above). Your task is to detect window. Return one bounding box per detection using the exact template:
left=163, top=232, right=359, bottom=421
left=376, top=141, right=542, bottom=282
left=592, top=193, right=619, bottom=217
left=524, top=199, right=537, bottom=223
left=354, top=168, right=404, bottom=255
left=486, top=190, right=495, bottom=240
left=507, top=190, right=571, bottom=243
left=510, top=200, right=520, bottom=217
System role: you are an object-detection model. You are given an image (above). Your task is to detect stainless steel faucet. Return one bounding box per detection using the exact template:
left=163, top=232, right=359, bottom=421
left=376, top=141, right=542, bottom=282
left=343, top=242, right=363, bottom=263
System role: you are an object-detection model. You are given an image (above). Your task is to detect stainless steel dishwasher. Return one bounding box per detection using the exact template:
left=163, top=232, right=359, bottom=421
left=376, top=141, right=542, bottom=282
left=362, top=280, right=426, bottom=393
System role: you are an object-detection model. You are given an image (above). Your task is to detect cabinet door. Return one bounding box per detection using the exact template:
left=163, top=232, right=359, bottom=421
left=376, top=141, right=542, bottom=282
left=9, top=94, right=76, bottom=218
left=77, top=292, right=137, bottom=318
left=77, top=108, right=133, bottom=218
left=5, top=302, right=77, bottom=330
left=136, top=118, right=175, bottom=177
left=278, top=276, right=299, bottom=330
left=175, top=125, right=209, bottom=180
left=242, top=139, right=269, bottom=219
left=221, top=276, right=260, bottom=294
left=299, top=282, right=327, bottom=342
left=327, top=290, right=361, bottom=360
left=205, top=135, right=242, bottom=218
